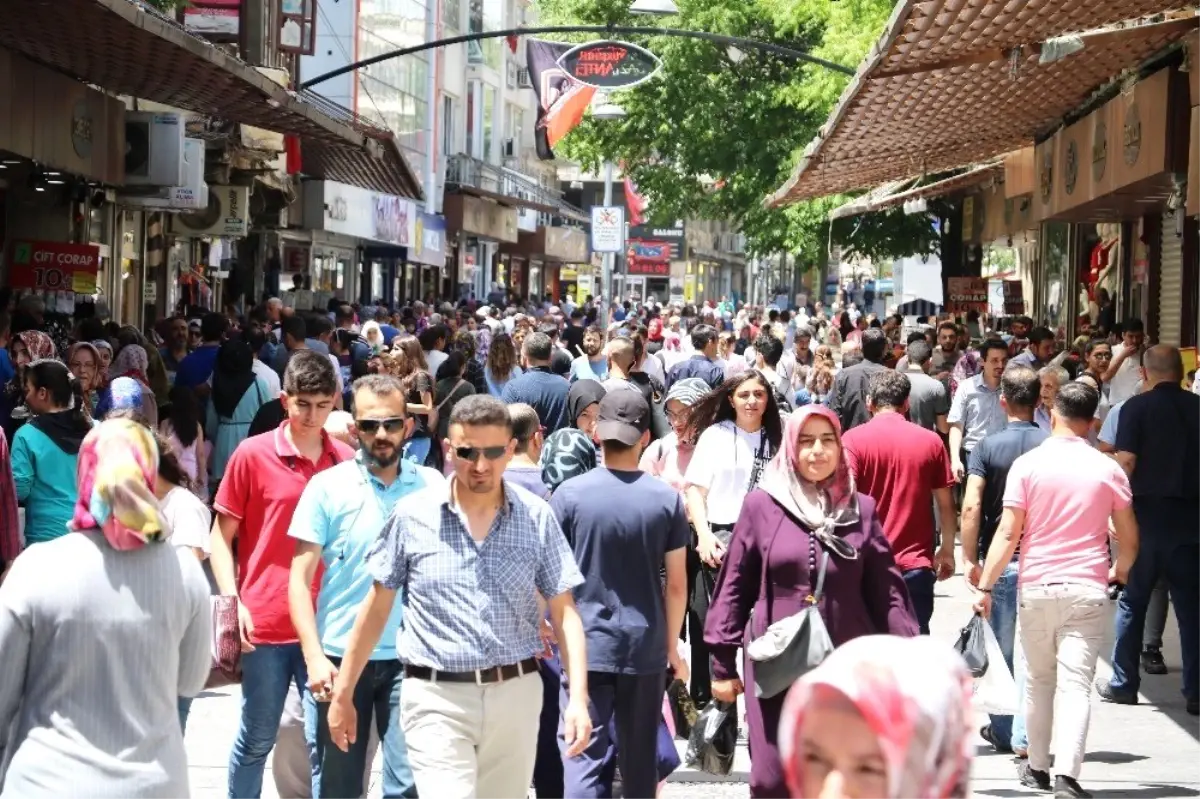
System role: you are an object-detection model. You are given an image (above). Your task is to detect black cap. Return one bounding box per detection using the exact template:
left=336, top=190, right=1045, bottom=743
left=595, top=388, right=650, bottom=446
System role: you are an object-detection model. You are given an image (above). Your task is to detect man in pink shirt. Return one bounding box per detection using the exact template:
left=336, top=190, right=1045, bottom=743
left=974, top=382, right=1138, bottom=799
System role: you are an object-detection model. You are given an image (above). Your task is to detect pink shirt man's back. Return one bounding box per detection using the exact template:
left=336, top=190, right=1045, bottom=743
left=1003, top=436, right=1132, bottom=590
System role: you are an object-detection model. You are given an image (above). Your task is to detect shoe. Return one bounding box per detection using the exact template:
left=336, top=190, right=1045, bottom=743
left=1054, top=775, right=1093, bottom=798
left=1141, top=647, right=1168, bottom=675
left=1018, top=762, right=1052, bottom=791
left=1094, top=679, right=1138, bottom=705
left=1187, top=698, right=1199, bottom=716
left=979, top=724, right=1012, bottom=753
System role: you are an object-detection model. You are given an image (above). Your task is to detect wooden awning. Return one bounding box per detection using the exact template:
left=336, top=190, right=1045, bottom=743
left=768, top=0, right=1197, bottom=206
left=827, top=163, right=1003, bottom=220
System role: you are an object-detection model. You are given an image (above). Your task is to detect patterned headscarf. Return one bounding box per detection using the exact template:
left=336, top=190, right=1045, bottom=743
left=110, top=343, right=150, bottom=384
left=69, top=418, right=168, bottom=550
left=16, top=330, right=57, bottom=361
left=665, top=377, right=710, bottom=408
left=539, top=428, right=598, bottom=493
left=780, top=635, right=974, bottom=799
left=106, top=376, right=147, bottom=414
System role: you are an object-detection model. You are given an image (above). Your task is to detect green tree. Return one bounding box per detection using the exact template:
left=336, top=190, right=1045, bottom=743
left=535, top=0, right=940, bottom=264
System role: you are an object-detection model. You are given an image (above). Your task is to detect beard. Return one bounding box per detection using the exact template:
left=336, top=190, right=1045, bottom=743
left=362, top=443, right=401, bottom=468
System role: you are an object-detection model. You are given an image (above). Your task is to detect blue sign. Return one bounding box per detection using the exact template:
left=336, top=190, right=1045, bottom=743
left=411, top=212, right=447, bottom=266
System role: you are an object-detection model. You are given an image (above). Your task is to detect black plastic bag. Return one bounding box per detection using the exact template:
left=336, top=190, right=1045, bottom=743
left=954, top=613, right=989, bottom=677
left=685, top=700, right=738, bottom=776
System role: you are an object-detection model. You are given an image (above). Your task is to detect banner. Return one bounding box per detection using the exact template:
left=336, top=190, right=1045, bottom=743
left=1002, top=280, right=1025, bottom=315
left=8, top=240, right=101, bottom=294
left=946, top=277, right=989, bottom=313
left=528, top=39, right=597, bottom=160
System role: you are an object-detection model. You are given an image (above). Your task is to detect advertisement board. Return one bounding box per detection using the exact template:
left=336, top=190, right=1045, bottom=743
left=8, top=241, right=101, bottom=294
left=946, top=276, right=989, bottom=313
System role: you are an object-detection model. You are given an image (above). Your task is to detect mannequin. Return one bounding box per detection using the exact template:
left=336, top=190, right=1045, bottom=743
left=1085, top=222, right=1120, bottom=323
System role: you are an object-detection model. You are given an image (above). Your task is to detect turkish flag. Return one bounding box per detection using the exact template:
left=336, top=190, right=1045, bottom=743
left=284, top=134, right=302, bottom=175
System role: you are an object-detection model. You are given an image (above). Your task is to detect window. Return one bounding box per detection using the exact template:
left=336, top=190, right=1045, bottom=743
left=444, top=0, right=462, bottom=33
left=483, top=85, right=496, bottom=162
left=442, top=95, right=456, bottom=156
left=466, top=81, right=478, bottom=158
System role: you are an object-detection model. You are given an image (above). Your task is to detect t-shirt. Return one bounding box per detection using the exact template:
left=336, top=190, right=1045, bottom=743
left=550, top=468, right=689, bottom=674
left=162, top=485, right=212, bottom=555
left=502, top=368, right=571, bottom=433
left=1003, top=436, right=1131, bottom=590
left=505, top=465, right=551, bottom=500
left=904, top=368, right=951, bottom=433
left=562, top=325, right=586, bottom=356
left=684, top=421, right=772, bottom=526
left=966, top=421, right=1048, bottom=555
left=828, top=360, right=891, bottom=433
left=425, top=349, right=448, bottom=379
left=174, top=345, right=221, bottom=390
left=214, top=425, right=354, bottom=645
left=570, top=356, right=608, bottom=383
left=1107, top=343, right=1143, bottom=405
left=842, top=412, right=953, bottom=572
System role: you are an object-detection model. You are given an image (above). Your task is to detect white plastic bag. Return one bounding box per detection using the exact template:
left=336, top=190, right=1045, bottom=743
left=973, top=620, right=1018, bottom=716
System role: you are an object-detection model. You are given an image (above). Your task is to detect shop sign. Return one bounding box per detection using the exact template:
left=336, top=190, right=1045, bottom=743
left=410, top=212, right=447, bottom=266
left=303, top=181, right=417, bottom=247
left=544, top=227, right=588, bottom=263
left=8, top=241, right=101, bottom=294
left=1038, top=150, right=1053, bottom=203
left=1003, top=280, right=1024, bottom=315
left=1123, top=101, right=1141, bottom=166
left=1092, top=117, right=1108, bottom=182
left=71, top=99, right=92, bottom=159
left=946, top=277, right=989, bottom=313
left=1064, top=140, right=1079, bottom=196
left=961, top=196, right=975, bottom=241
left=373, top=195, right=414, bottom=246
left=557, top=40, right=662, bottom=90
left=630, top=223, right=683, bottom=259
left=184, top=0, right=240, bottom=37
left=283, top=244, right=310, bottom=273
left=627, top=260, right=670, bottom=276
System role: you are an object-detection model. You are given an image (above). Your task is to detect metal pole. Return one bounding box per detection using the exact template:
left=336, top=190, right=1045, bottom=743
left=423, top=0, right=438, bottom=215
left=602, top=160, right=614, bottom=330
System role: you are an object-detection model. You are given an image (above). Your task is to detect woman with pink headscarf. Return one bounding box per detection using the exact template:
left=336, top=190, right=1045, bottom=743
left=704, top=405, right=918, bottom=797
left=779, top=635, right=974, bottom=798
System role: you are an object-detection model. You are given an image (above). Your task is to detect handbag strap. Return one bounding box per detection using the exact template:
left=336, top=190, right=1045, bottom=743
left=759, top=535, right=830, bottom=627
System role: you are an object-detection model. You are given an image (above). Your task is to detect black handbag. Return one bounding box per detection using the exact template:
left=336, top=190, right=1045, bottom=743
left=954, top=613, right=989, bottom=677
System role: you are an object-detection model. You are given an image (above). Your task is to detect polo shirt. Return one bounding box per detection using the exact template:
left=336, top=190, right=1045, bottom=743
left=289, top=455, right=443, bottom=659
left=214, top=423, right=354, bottom=645
left=842, top=412, right=953, bottom=572
left=1114, top=383, right=1199, bottom=531
left=967, top=420, right=1048, bottom=555
left=501, top=368, right=571, bottom=432
left=948, top=374, right=1007, bottom=452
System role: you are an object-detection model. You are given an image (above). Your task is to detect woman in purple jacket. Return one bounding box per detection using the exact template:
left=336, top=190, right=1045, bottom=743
left=704, top=404, right=919, bottom=797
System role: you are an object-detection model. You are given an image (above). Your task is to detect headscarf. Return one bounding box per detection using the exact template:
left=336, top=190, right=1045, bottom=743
left=211, top=340, right=257, bottom=419
left=780, top=635, right=974, bottom=799
left=67, top=341, right=103, bottom=416
left=91, top=339, right=113, bottom=367
left=540, top=428, right=599, bottom=493
left=566, top=379, right=606, bottom=428
left=665, top=377, right=709, bottom=408
left=110, top=343, right=150, bottom=385
left=16, top=330, right=57, bottom=361
left=105, top=376, right=147, bottom=415
left=361, top=321, right=385, bottom=355
left=757, top=404, right=860, bottom=559
left=69, top=418, right=169, bottom=550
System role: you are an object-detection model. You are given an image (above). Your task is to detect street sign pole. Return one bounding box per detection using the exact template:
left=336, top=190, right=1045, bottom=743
left=602, top=160, right=614, bottom=329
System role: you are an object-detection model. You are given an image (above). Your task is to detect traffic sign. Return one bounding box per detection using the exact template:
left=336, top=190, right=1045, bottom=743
left=590, top=206, right=626, bottom=253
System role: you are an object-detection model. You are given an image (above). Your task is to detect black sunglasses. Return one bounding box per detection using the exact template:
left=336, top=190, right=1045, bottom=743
left=357, top=417, right=407, bottom=434
left=454, top=445, right=508, bottom=462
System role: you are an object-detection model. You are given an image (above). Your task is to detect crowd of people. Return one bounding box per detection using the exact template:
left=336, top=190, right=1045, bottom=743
left=0, top=287, right=1195, bottom=799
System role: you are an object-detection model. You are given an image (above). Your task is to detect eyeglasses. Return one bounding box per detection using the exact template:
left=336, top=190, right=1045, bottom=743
left=1092, top=352, right=1113, bottom=359
left=454, top=445, right=508, bottom=462
left=356, top=417, right=407, bottom=434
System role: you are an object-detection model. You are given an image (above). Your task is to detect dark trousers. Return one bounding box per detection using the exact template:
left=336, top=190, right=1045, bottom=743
left=533, top=651, right=566, bottom=798
left=314, top=657, right=416, bottom=799
left=687, top=544, right=714, bottom=707
left=560, top=672, right=666, bottom=799
left=903, top=568, right=936, bottom=635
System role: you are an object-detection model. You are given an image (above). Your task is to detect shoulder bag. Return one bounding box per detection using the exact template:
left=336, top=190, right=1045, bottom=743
left=745, top=541, right=834, bottom=699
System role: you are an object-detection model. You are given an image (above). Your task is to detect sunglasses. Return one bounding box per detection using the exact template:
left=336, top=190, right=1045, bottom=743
left=357, top=417, right=407, bottom=434
left=454, top=445, right=508, bottom=462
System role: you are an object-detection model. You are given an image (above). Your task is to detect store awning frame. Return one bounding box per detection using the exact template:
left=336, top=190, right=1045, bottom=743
left=827, top=163, right=1003, bottom=220
left=0, top=0, right=423, bottom=198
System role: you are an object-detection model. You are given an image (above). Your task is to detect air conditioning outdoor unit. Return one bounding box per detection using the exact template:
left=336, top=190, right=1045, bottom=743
left=117, top=138, right=208, bottom=211
left=170, top=185, right=251, bottom=237
left=124, top=111, right=187, bottom=187
left=517, top=68, right=532, bottom=88
left=506, top=62, right=518, bottom=89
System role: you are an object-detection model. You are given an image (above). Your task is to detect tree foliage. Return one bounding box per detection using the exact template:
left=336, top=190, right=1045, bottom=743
left=534, top=0, right=940, bottom=265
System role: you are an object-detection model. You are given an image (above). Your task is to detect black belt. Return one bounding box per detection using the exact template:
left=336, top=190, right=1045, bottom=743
left=403, top=657, right=538, bottom=684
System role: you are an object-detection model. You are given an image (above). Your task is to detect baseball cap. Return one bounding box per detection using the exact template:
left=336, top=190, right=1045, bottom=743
left=595, top=390, right=650, bottom=446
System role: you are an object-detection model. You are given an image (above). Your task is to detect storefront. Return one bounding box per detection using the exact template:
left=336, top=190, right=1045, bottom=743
left=500, top=225, right=588, bottom=303
left=407, top=211, right=449, bottom=304
left=444, top=193, right=519, bottom=301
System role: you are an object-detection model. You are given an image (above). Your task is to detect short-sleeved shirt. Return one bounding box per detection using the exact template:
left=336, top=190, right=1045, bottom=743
left=1097, top=399, right=1125, bottom=447
left=666, top=355, right=726, bottom=391
left=504, top=466, right=551, bottom=500
left=501, top=368, right=571, bottom=433
left=1003, top=436, right=1131, bottom=590
left=903, top=367, right=951, bottom=432
left=842, top=412, right=953, bottom=572
left=570, top=356, right=608, bottom=383
left=289, top=455, right=443, bottom=659
left=684, top=421, right=772, bottom=526
left=1114, top=382, right=1199, bottom=518
left=828, top=360, right=891, bottom=433
left=967, top=421, right=1048, bottom=555
left=214, top=424, right=354, bottom=645
left=366, top=479, right=584, bottom=671
left=550, top=468, right=689, bottom=675
left=948, top=374, right=1007, bottom=452
left=1107, top=343, right=1143, bottom=405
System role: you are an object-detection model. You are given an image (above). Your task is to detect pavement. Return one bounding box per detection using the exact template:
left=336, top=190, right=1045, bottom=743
left=184, top=555, right=1200, bottom=798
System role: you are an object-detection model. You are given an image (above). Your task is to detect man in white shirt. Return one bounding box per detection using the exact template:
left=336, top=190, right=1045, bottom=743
left=1102, top=319, right=1145, bottom=405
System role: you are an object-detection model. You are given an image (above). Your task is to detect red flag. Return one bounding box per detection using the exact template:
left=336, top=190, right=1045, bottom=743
left=506, top=34, right=519, bottom=53
left=284, top=134, right=302, bottom=175
left=622, top=165, right=646, bottom=226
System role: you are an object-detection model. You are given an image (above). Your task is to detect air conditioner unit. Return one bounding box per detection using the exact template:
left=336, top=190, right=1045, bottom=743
left=506, top=62, right=518, bottom=89
left=124, top=111, right=187, bottom=187
left=170, top=185, right=251, bottom=237
left=517, top=68, right=532, bottom=88
left=118, top=138, right=209, bottom=211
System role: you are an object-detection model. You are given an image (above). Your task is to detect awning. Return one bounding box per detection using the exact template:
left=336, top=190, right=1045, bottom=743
left=768, top=2, right=1198, bottom=206
left=828, top=163, right=1003, bottom=220
left=0, top=0, right=423, bottom=199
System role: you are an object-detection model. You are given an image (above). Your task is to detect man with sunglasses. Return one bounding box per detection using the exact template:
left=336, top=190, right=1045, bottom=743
left=288, top=374, right=440, bottom=798
left=330, top=395, right=592, bottom=798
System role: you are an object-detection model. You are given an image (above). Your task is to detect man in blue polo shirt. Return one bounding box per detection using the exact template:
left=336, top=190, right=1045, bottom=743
left=289, top=373, right=442, bottom=797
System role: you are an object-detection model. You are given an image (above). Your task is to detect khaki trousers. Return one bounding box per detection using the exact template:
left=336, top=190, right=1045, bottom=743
left=1018, top=583, right=1108, bottom=781
left=400, top=671, right=542, bottom=799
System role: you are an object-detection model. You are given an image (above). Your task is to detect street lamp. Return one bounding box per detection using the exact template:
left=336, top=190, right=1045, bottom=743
left=590, top=96, right=626, bottom=322
left=629, top=0, right=680, bottom=15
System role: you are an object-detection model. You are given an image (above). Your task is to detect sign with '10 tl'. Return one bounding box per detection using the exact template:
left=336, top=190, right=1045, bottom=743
left=8, top=240, right=102, bottom=294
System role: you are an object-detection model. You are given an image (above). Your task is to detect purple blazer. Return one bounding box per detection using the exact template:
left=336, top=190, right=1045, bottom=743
left=705, top=489, right=918, bottom=682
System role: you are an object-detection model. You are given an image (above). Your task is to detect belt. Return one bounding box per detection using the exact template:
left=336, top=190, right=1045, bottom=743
left=403, top=657, right=539, bottom=684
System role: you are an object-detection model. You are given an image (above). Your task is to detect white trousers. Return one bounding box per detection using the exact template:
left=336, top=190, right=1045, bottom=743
left=400, top=672, right=542, bottom=799
left=1018, top=583, right=1108, bottom=781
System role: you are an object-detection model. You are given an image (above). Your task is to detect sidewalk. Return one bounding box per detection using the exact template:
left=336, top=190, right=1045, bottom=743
left=184, top=573, right=1200, bottom=798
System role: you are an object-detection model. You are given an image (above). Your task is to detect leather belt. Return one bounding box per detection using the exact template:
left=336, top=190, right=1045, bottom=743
left=404, top=657, right=539, bottom=684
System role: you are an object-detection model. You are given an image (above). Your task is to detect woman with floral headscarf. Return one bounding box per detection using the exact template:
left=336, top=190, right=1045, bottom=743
left=704, top=405, right=918, bottom=797
left=3, top=331, right=58, bottom=442
left=779, top=635, right=974, bottom=799
left=0, top=418, right=210, bottom=797
left=98, top=344, right=158, bottom=428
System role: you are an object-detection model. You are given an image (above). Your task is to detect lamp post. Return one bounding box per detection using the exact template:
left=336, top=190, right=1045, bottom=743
left=591, top=98, right=627, bottom=327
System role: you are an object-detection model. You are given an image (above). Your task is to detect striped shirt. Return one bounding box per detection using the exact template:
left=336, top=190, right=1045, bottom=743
left=0, top=429, right=21, bottom=566
left=367, top=478, right=583, bottom=672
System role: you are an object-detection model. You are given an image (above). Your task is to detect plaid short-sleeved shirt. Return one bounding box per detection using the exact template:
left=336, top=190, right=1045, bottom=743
left=367, top=478, right=583, bottom=672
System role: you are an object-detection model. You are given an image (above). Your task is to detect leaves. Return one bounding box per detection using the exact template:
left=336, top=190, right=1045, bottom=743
left=535, top=0, right=935, bottom=264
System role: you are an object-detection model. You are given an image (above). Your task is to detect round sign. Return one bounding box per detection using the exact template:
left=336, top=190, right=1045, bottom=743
left=557, top=40, right=662, bottom=90
left=72, top=99, right=93, bottom=159
left=1064, top=139, right=1079, bottom=196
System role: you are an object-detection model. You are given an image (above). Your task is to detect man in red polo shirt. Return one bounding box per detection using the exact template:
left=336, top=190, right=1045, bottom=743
left=209, top=349, right=354, bottom=798
left=843, top=370, right=957, bottom=634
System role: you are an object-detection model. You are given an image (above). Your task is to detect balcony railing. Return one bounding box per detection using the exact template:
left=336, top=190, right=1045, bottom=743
left=446, top=153, right=586, bottom=224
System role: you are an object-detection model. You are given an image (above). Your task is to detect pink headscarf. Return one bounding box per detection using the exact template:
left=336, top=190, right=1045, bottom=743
left=780, top=635, right=974, bottom=798
left=69, top=418, right=168, bottom=550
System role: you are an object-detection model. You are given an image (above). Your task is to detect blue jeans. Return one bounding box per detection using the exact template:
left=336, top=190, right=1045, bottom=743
left=178, top=696, right=193, bottom=733
left=985, top=558, right=1027, bottom=750
left=903, top=568, right=936, bottom=635
left=313, top=657, right=416, bottom=798
left=228, top=643, right=316, bottom=799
